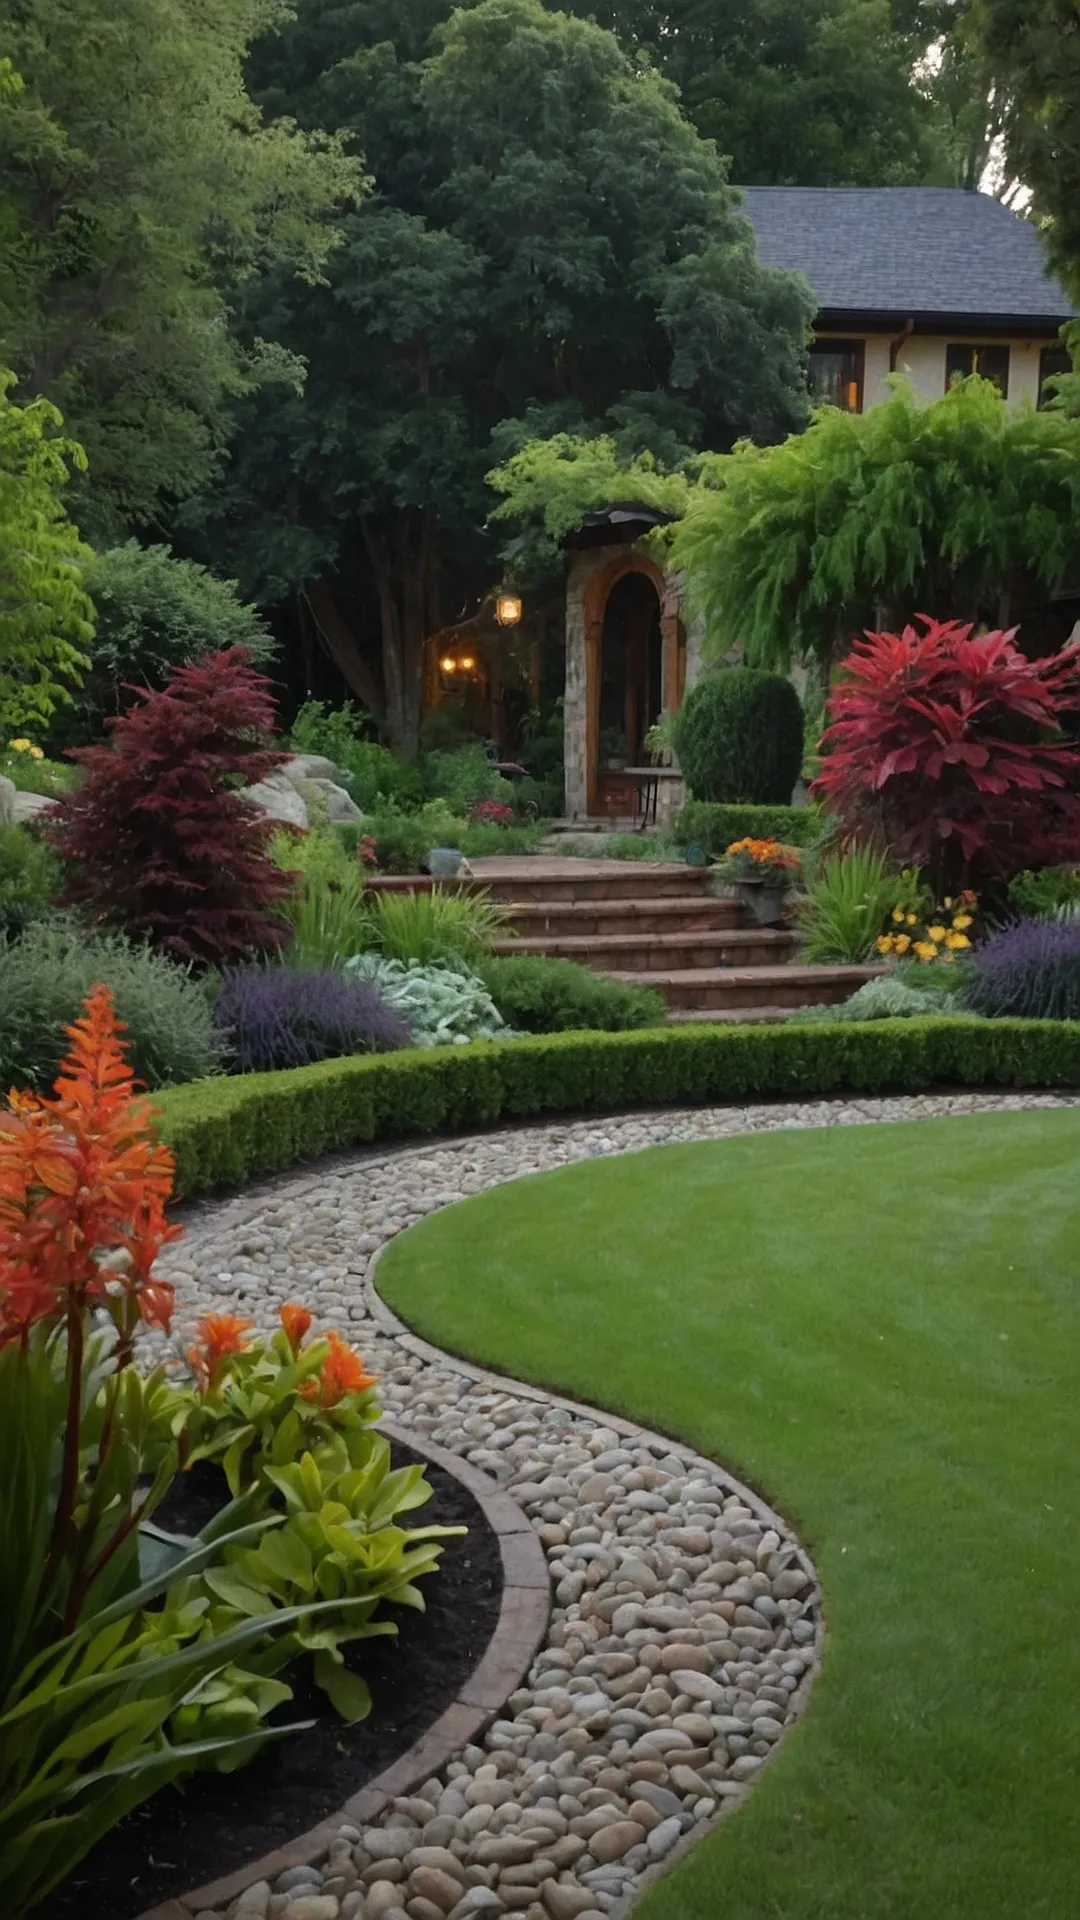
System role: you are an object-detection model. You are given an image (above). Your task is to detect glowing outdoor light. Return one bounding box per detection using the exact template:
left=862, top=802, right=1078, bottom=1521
left=439, top=654, right=457, bottom=674
left=494, top=590, right=523, bottom=628
left=458, top=654, right=476, bottom=671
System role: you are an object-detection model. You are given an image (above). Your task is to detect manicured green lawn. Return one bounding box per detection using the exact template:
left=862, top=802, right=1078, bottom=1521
left=377, top=1111, right=1080, bottom=1920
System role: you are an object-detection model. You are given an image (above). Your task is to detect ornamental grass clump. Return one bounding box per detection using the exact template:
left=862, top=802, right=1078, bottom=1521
left=361, top=884, right=512, bottom=965
left=960, top=919, right=1080, bottom=1021
left=214, top=964, right=410, bottom=1073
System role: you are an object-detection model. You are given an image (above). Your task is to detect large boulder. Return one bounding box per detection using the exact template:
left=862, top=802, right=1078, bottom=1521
left=280, top=753, right=338, bottom=787
left=243, top=771, right=309, bottom=830
left=307, top=777, right=364, bottom=823
left=0, top=775, right=15, bottom=827
left=12, top=789, right=55, bottom=826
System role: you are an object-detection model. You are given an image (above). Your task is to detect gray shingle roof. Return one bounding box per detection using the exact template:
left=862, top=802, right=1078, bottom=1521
left=739, top=187, right=1076, bottom=325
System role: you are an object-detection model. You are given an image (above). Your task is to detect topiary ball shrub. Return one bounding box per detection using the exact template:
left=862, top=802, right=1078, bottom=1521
left=960, top=920, right=1080, bottom=1021
left=475, top=954, right=666, bottom=1032
left=214, top=964, right=411, bottom=1073
left=0, top=918, right=223, bottom=1090
left=673, top=669, right=804, bottom=804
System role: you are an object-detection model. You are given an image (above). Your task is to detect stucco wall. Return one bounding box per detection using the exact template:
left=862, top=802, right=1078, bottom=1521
left=855, top=331, right=1050, bottom=408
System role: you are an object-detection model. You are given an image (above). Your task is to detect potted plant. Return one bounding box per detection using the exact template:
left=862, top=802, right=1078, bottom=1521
left=715, top=836, right=802, bottom=924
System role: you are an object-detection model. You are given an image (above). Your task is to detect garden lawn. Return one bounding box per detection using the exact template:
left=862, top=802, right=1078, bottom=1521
left=376, top=1111, right=1080, bottom=1920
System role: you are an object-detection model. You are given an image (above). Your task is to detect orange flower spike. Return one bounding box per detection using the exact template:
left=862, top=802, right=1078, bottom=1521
left=280, top=1302, right=313, bottom=1352
left=187, top=1311, right=253, bottom=1392
left=304, top=1331, right=379, bottom=1409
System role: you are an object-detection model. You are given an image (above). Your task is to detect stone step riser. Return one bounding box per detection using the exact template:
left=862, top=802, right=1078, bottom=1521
left=365, top=872, right=716, bottom=905
left=505, top=903, right=746, bottom=937
left=498, top=935, right=798, bottom=972
left=601, top=966, right=880, bottom=1011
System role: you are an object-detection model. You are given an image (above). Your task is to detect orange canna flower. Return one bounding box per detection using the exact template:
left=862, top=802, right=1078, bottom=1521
left=300, top=1330, right=379, bottom=1409
left=187, top=1311, right=253, bottom=1392
left=280, top=1302, right=313, bottom=1351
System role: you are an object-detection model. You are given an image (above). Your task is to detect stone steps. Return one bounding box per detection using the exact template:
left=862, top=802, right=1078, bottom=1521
left=492, top=926, right=798, bottom=972
left=505, top=895, right=744, bottom=937
left=602, top=962, right=882, bottom=1012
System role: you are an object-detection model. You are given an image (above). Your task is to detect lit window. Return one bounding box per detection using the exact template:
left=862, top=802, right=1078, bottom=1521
left=807, top=341, right=864, bottom=412
left=945, top=343, right=1010, bottom=396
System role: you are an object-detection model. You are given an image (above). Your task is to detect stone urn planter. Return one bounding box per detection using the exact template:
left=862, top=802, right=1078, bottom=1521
left=728, top=876, right=790, bottom=926
left=425, top=846, right=465, bottom=879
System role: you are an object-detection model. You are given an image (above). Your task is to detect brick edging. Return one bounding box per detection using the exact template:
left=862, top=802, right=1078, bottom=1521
left=134, top=1424, right=550, bottom=1920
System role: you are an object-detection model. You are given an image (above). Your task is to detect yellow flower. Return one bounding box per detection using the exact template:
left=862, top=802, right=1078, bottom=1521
left=876, top=934, right=895, bottom=953
left=928, top=924, right=947, bottom=943
left=914, top=941, right=937, bottom=963
left=945, top=932, right=970, bottom=950
left=952, top=913, right=973, bottom=930
left=905, top=912, right=917, bottom=926
left=891, top=907, right=905, bottom=923
left=8, top=737, right=31, bottom=752
left=893, top=933, right=911, bottom=954
left=29, top=745, right=43, bottom=758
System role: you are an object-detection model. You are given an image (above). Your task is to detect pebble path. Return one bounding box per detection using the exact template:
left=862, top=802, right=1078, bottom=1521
left=153, top=1089, right=1078, bottom=1920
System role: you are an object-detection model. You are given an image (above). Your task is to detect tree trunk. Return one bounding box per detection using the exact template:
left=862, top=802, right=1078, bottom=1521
left=360, top=508, right=440, bottom=759
left=303, top=579, right=386, bottom=723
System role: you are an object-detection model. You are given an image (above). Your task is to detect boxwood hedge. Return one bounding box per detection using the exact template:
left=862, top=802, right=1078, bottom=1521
left=156, top=1018, right=1080, bottom=1200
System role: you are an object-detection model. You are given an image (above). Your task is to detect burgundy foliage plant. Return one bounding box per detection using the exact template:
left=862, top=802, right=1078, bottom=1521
left=46, top=648, right=295, bottom=966
left=814, top=617, right=1080, bottom=890
left=214, top=965, right=410, bottom=1073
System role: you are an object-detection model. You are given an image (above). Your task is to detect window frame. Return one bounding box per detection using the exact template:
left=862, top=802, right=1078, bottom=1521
left=807, top=338, right=865, bottom=414
left=945, top=342, right=1011, bottom=397
left=1038, top=344, right=1073, bottom=407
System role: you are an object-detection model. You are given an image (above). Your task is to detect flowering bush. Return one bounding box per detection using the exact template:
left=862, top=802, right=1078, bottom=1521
left=470, top=798, right=515, bottom=826
left=715, top=837, right=802, bottom=884
left=814, top=618, right=1080, bottom=890
left=0, top=988, right=456, bottom=1910
left=45, top=647, right=296, bottom=966
left=214, top=963, right=409, bottom=1073
left=877, top=893, right=977, bottom=965
left=960, top=919, right=1080, bottom=1021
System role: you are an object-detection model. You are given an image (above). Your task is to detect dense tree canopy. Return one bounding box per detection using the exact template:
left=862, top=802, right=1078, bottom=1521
left=964, top=0, right=1080, bottom=295
left=567, top=0, right=945, bottom=186
left=194, top=0, right=814, bottom=749
left=0, top=6, right=362, bottom=535
left=0, top=370, right=92, bottom=735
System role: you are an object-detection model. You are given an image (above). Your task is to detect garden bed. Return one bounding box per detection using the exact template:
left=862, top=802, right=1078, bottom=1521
left=38, top=1438, right=503, bottom=1920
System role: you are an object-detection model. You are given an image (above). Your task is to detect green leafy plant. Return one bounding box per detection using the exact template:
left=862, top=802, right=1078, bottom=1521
left=0, top=917, right=223, bottom=1091
left=291, top=702, right=423, bottom=812
left=364, top=801, right=465, bottom=874
left=360, top=887, right=512, bottom=965
left=0, top=741, right=77, bottom=796
left=345, top=956, right=508, bottom=1046
left=423, top=743, right=513, bottom=814
left=673, top=669, right=804, bottom=804
left=0, top=824, right=60, bottom=936
left=1007, top=865, right=1080, bottom=921
left=476, top=953, right=666, bottom=1031
left=0, top=372, right=92, bottom=735
left=678, top=801, right=824, bottom=856
left=789, top=974, right=966, bottom=1024
left=796, top=846, right=907, bottom=963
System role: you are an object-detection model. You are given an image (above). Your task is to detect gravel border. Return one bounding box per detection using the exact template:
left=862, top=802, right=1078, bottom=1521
left=132, top=1090, right=1078, bottom=1920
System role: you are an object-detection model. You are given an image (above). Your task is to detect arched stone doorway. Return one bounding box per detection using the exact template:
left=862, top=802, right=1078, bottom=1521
left=562, top=509, right=696, bottom=820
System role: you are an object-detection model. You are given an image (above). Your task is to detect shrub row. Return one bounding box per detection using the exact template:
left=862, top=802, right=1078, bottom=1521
left=677, top=801, right=824, bottom=854
left=156, top=1017, right=1080, bottom=1199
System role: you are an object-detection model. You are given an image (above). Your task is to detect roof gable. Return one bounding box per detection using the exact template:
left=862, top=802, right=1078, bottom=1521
left=739, top=187, right=1077, bottom=326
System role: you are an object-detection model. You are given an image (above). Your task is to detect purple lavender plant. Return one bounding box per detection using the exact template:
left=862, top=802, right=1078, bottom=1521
left=961, top=919, right=1080, bottom=1021
left=214, top=965, right=410, bottom=1074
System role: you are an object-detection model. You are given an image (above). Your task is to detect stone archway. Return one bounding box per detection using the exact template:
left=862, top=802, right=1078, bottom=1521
left=564, top=544, right=684, bottom=818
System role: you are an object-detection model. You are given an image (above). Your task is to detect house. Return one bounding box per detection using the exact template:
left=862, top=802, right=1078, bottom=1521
left=739, top=185, right=1077, bottom=411
left=559, top=189, right=1079, bottom=821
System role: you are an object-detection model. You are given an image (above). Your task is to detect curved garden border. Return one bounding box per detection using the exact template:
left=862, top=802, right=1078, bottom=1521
left=137, top=1423, right=550, bottom=1920
left=133, top=1086, right=1079, bottom=1920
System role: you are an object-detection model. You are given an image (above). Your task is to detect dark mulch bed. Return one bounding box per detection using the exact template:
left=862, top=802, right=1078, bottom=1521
left=40, top=1440, right=503, bottom=1920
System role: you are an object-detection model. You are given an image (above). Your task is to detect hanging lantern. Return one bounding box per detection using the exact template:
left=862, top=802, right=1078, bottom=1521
left=494, top=589, right=523, bottom=628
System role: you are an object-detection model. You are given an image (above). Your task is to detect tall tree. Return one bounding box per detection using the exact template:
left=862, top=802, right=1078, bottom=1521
left=961, top=0, right=1080, bottom=296
left=568, top=0, right=944, bottom=185
left=193, top=0, right=813, bottom=751
left=0, top=9, right=362, bottom=536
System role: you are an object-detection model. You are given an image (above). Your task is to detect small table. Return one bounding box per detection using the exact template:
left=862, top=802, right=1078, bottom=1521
left=623, top=765, right=682, bottom=831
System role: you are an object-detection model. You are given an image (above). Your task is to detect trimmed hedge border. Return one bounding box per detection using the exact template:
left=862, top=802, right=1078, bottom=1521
left=156, top=1018, right=1080, bottom=1200
left=677, top=799, right=823, bottom=853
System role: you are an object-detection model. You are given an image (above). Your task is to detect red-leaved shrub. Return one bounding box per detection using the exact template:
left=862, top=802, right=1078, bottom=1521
left=46, top=648, right=295, bottom=965
left=814, top=618, right=1080, bottom=890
